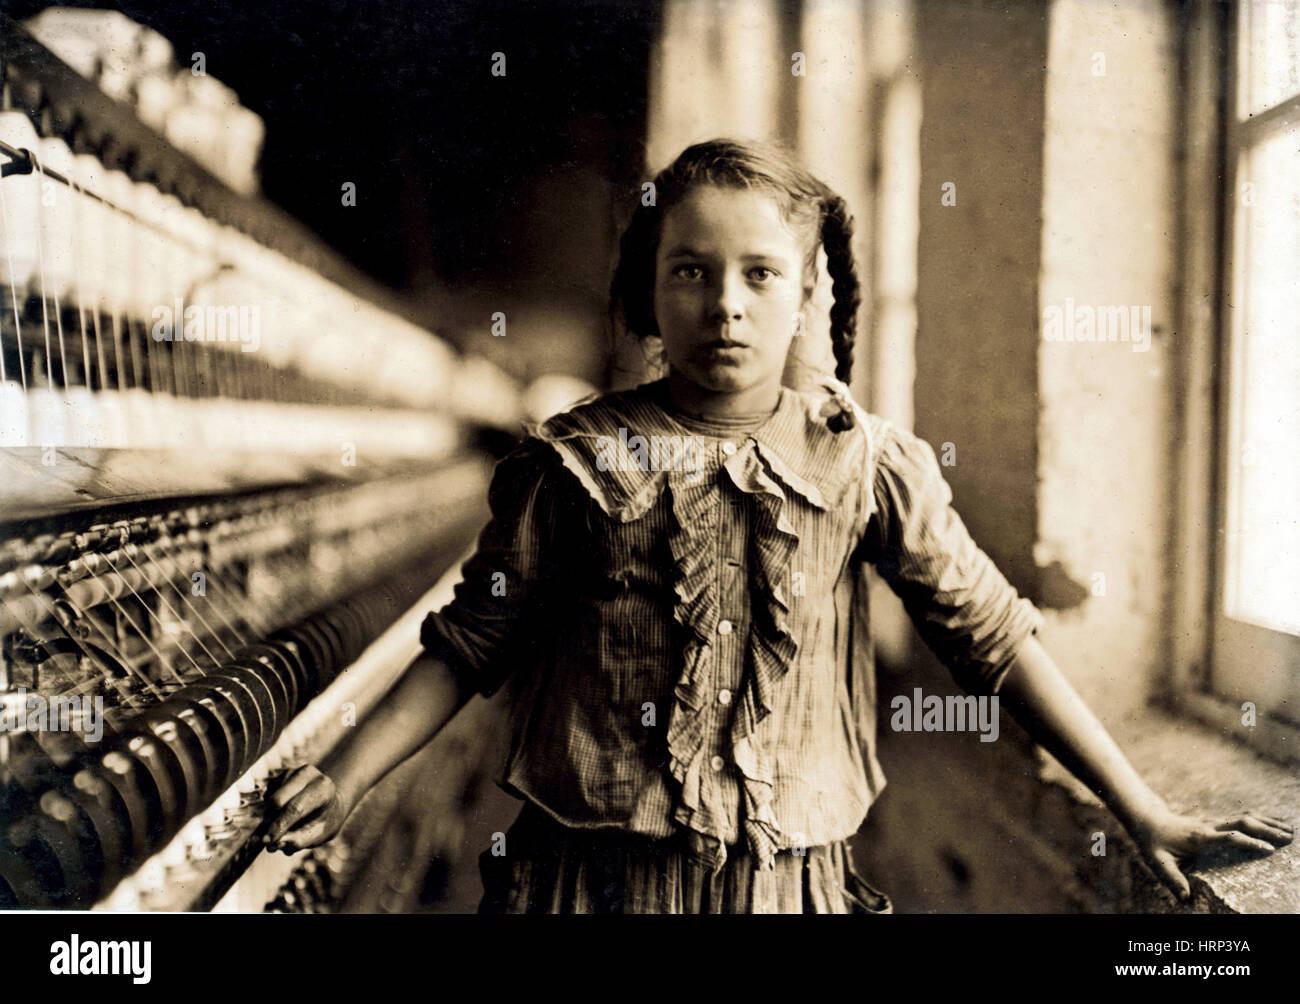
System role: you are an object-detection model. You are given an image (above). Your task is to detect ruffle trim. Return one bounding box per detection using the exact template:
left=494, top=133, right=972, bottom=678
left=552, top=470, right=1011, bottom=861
left=664, top=443, right=802, bottom=872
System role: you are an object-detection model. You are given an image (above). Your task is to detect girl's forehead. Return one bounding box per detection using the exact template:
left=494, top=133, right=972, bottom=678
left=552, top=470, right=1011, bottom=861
left=659, top=184, right=802, bottom=254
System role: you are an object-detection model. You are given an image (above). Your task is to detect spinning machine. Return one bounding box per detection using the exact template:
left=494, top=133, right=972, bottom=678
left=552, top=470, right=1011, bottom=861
left=0, top=12, right=518, bottom=912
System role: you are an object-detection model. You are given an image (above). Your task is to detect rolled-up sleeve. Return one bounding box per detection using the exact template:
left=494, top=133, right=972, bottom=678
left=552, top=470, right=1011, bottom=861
left=420, top=437, right=564, bottom=698
left=864, top=425, right=1044, bottom=695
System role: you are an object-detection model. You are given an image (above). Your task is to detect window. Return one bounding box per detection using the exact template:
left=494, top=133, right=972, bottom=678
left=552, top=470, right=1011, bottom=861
left=1212, top=1, right=1300, bottom=732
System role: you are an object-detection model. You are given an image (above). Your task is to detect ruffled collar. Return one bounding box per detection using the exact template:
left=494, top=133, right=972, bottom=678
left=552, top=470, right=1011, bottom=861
left=525, top=379, right=867, bottom=522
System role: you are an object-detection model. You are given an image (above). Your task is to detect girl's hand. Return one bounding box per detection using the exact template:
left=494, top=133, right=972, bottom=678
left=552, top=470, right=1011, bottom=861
left=263, top=764, right=353, bottom=854
left=1129, top=804, right=1294, bottom=903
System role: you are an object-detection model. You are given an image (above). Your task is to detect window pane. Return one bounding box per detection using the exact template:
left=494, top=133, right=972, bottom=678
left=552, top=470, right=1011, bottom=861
left=1225, top=122, right=1300, bottom=636
left=1238, top=0, right=1300, bottom=118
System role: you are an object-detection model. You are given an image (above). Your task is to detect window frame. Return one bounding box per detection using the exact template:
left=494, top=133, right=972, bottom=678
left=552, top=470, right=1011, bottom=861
left=1172, top=0, right=1300, bottom=766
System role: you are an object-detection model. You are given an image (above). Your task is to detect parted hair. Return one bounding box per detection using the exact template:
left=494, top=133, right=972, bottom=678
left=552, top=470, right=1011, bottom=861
left=609, top=138, right=861, bottom=432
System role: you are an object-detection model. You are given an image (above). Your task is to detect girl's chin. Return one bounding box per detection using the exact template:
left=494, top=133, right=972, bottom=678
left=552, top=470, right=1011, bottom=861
left=675, top=363, right=774, bottom=396
left=681, top=361, right=754, bottom=390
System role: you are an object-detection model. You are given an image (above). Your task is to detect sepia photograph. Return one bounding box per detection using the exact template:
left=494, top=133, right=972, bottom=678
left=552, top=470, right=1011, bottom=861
left=0, top=0, right=1295, bottom=983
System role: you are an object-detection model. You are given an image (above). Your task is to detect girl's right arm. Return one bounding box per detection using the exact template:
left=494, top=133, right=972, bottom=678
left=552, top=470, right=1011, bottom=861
left=262, top=651, right=473, bottom=853
left=263, top=436, right=567, bottom=853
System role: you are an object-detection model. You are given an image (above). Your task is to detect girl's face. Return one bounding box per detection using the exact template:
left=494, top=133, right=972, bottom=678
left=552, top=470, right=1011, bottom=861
left=652, top=185, right=809, bottom=410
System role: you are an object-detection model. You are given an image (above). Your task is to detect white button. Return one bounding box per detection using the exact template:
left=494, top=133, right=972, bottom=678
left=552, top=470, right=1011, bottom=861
left=721, top=440, right=737, bottom=456
left=710, top=755, right=726, bottom=772
left=717, top=619, right=733, bottom=636
left=717, top=689, right=732, bottom=706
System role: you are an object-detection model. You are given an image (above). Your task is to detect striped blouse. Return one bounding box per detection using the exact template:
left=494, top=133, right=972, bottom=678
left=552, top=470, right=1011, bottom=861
left=419, top=378, right=1043, bottom=873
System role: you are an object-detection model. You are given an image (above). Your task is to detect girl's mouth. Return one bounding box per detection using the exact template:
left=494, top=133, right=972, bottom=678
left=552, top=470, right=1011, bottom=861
left=700, top=343, right=750, bottom=364
left=702, top=338, right=750, bottom=353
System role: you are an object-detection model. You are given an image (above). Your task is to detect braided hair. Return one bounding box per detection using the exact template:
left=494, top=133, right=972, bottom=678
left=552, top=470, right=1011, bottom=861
left=609, top=139, right=861, bottom=432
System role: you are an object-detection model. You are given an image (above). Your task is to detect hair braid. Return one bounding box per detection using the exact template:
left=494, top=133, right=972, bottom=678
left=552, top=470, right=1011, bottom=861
left=820, top=193, right=860, bottom=432
left=609, top=200, right=659, bottom=340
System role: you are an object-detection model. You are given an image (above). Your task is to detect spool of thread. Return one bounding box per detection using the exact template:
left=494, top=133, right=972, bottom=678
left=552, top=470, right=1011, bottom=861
left=35, top=137, right=75, bottom=300
left=101, top=170, right=137, bottom=323
left=70, top=154, right=107, bottom=317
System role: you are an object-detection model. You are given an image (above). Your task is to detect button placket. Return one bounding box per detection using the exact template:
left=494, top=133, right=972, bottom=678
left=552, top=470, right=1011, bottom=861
left=699, top=440, right=754, bottom=843
left=705, top=450, right=740, bottom=811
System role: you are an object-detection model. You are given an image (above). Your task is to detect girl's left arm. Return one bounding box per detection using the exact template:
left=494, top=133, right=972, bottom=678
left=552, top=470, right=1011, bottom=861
left=997, top=635, right=1294, bottom=902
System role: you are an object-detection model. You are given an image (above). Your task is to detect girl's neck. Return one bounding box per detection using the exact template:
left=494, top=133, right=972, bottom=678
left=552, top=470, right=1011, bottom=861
left=662, top=371, right=782, bottom=423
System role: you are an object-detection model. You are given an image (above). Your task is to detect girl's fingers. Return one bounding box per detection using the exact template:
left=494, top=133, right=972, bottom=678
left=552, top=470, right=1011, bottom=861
left=1234, top=816, right=1293, bottom=845
left=1150, top=849, right=1190, bottom=903
left=1243, top=814, right=1293, bottom=839
left=275, top=814, right=335, bottom=853
left=266, top=809, right=326, bottom=852
left=267, top=764, right=321, bottom=812
left=1205, top=830, right=1279, bottom=857
left=1244, top=813, right=1292, bottom=830
left=265, top=776, right=332, bottom=844
left=1214, top=815, right=1294, bottom=846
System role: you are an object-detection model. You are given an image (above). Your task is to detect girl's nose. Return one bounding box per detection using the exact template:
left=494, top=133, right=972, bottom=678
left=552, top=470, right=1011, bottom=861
left=708, top=274, right=745, bottom=323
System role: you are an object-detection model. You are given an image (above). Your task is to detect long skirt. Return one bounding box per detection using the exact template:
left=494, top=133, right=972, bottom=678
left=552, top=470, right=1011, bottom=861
left=477, top=801, right=894, bottom=915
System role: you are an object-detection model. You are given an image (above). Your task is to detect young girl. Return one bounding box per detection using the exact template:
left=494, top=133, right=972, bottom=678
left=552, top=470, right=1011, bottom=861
left=264, top=139, right=1291, bottom=913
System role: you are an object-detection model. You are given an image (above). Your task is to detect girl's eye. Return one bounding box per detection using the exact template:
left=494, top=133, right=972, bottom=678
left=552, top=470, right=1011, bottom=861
left=672, top=264, right=704, bottom=280
left=748, top=266, right=778, bottom=283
